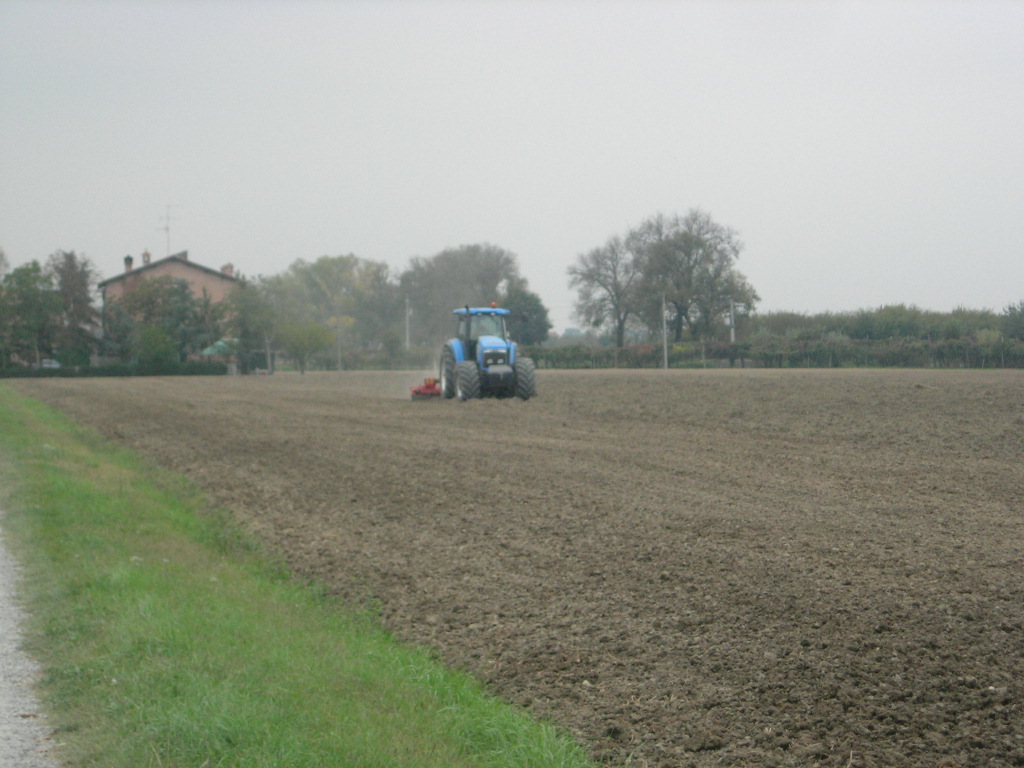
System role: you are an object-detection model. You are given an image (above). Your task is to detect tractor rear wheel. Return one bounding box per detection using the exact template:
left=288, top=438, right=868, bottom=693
left=455, top=361, right=481, bottom=400
left=514, top=357, right=537, bottom=400
left=440, top=349, right=456, bottom=399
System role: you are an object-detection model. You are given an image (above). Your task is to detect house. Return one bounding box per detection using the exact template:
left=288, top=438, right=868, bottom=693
left=95, top=250, right=241, bottom=369
left=98, top=250, right=239, bottom=306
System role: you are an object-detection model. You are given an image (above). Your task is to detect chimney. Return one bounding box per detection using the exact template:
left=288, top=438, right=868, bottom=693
left=142, top=250, right=151, bottom=265
left=221, top=263, right=234, bottom=277
left=124, top=255, right=133, bottom=272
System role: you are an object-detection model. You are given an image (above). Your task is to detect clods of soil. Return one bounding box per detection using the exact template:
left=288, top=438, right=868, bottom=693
left=21, top=369, right=1024, bottom=767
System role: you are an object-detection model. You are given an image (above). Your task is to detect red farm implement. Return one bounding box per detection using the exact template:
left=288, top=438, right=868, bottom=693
left=410, top=377, right=442, bottom=400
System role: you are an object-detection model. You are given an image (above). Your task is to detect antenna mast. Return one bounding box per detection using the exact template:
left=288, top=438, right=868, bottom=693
left=157, top=205, right=173, bottom=256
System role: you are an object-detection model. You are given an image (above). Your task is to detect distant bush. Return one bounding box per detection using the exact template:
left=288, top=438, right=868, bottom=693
left=525, top=343, right=752, bottom=369
left=0, top=361, right=229, bottom=378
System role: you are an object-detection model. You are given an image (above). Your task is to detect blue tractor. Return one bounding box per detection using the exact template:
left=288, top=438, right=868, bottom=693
left=439, top=306, right=537, bottom=401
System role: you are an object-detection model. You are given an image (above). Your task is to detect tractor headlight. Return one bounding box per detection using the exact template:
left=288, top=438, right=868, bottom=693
left=482, top=349, right=507, bottom=367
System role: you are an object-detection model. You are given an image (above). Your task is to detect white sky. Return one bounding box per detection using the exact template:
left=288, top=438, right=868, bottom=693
left=2, top=0, right=1021, bottom=332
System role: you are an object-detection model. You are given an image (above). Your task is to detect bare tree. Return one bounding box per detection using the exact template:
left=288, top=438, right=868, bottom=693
left=567, top=235, right=642, bottom=348
left=632, top=210, right=756, bottom=342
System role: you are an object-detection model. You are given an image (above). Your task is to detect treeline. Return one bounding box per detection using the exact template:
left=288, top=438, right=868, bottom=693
left=0, top=250, right=99, bottom=369
left=226, top=245, right=552, bottom=373
left=0, top=245, right=553, bottom=375
left=1, top=360, right=230, bottom=378
left=532, top=303, right=1024, bottom=369
left=4, top=225, right=1022, bottom=373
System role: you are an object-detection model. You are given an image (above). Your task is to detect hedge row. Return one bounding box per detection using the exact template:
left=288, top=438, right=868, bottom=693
left=7, top=338, right=1022, bottom=376
left=0, top=361, right=229, bottom=378
left=524, top=337, right=1024, bottom=369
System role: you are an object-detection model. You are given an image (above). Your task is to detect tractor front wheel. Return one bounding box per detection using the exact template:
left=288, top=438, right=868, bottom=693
left=514, top=357, right=537, bottom=400
left=455, top=361, right=481, bottom=401
left=440, top=349, right=456, bottom=399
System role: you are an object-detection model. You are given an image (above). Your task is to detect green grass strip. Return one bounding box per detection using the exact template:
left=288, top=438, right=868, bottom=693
left=0, top=384, right=597, bottom=768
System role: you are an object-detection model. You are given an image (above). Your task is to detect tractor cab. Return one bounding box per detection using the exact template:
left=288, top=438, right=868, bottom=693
left=465, top=312, right=506, bottom=341
left=456, top=308, right=509, bottom=360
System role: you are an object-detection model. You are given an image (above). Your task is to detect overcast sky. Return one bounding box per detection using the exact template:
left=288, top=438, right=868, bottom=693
left=2, top=0, right=1021, bottom=331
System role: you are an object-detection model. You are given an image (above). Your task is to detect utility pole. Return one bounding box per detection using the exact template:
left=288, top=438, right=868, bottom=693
left=405, top=295, right=411, bottom=351
left=662, top=294, right=669, bottom=369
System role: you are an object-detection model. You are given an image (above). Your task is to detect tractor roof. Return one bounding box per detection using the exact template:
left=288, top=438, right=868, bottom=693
left=453, top=307, right=510, bottom=316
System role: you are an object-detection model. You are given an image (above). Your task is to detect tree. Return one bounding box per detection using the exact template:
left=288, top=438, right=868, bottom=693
left=1, top=261, right=62, bottom=366
left=0, top=250, right=7, bottom=367
left=288, top=255, right=359, bottom=369
left=976, top=328, right=1004, bottom=368
left=690, top=246, right=759, bottom=341
left=281, top=255, right=405, bottom=365
left=567, top=235, right=642, bottom=348
left=46, top=250, right=99, bottom=366
left=503, top=286, right=552, bottom=345
left=351, top=260, right=402, bottom=353
left=401, top=243, right=526, bottom=345
left=134, top=325, right=178, bottom=374
left=629, top=213, right=699, bottom=341
left=227, top=276, right=291, bottom=372
left=105, top=276, right=209, bottom=362
left=823, top=331, right=851, bottom=368
left=192, top=289, right=226, bottom=358
left=630, top=210, right=757, bottom=342
left=1002, top=301, right=1024, bottom=341
left=277, top=321, right=333, bottom=374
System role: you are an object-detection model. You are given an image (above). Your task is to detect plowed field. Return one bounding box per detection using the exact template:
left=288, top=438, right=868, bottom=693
left=17, top=369, right=1024, bottom=767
